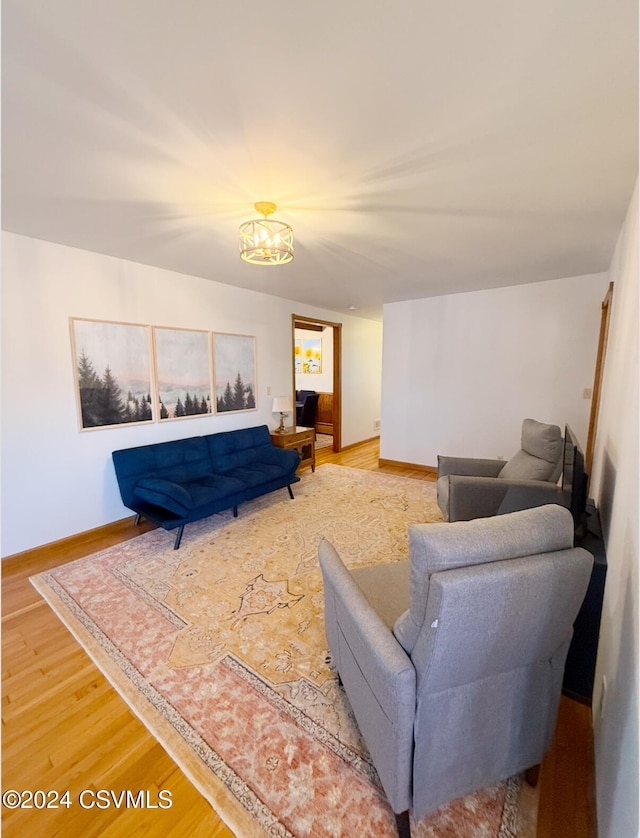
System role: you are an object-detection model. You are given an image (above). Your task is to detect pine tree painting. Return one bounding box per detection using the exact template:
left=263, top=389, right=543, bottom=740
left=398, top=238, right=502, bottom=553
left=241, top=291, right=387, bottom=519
left=213, top=333, right=257, bottom=414
left=72, top=319, right=153, bottom=429
left=154, top=327, right=213, bottom=420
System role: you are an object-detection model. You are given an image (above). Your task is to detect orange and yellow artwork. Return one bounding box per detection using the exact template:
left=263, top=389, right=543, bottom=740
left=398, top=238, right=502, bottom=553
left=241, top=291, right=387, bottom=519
left=295, top=338, right=321, bottom=373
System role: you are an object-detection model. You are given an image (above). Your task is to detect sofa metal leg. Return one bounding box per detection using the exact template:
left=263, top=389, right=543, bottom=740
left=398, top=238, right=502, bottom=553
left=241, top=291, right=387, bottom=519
left=233, top=506, right=238, bottom=518
left=288, top=484, right=295, bottom=499
left=173, top=526, right=184, bottom=550
left=395, top=810, right=411, bottom=838
left=134, top=513, right=141, bottom=526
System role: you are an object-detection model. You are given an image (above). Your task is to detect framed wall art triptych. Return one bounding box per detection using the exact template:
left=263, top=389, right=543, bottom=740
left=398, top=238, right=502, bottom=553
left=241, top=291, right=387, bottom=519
left=70, top=318, right=257, bottom=431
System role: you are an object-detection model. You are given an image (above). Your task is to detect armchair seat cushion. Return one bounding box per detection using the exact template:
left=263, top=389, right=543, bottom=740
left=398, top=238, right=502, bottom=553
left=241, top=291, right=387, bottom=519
left=498, top=449, right=557, bottom=481
left=351, top=561, right=410, bottom=630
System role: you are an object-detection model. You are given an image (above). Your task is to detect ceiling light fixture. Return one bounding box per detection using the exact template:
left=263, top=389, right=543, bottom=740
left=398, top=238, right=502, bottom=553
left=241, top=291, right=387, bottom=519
left=239, top=201, right=294, bottom=266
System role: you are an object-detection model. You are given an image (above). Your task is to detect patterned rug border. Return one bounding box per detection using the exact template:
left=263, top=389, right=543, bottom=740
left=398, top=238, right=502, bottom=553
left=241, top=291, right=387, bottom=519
left=30, top=465, right=537, bottom=837
left=31, top=563, right=267, bottom=838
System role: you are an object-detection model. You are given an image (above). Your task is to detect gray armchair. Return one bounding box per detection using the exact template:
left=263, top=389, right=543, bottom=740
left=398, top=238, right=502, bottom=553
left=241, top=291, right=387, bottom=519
left=318, top=505, right=593, bottom=835
left=437, top=418, right=566, bottom=522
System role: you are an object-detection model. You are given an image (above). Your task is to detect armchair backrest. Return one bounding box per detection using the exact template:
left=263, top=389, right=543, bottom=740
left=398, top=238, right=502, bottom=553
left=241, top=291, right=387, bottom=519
left=498, top=418, right=563, bottom=483
left=394, top=504, right=572, bottom=652
left=393, top=504, right=593, bottom=817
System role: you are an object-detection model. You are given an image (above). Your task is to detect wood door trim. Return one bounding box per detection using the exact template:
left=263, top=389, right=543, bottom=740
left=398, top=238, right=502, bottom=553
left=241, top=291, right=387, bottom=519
left=585, top=281, right=613, bottom=481
left=292, top=315, right=341, bottom=452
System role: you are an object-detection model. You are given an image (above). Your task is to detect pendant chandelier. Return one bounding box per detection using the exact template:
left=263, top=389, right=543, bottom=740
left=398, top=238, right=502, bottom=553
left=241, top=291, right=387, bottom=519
left=239, top=201, right=294, bottom=266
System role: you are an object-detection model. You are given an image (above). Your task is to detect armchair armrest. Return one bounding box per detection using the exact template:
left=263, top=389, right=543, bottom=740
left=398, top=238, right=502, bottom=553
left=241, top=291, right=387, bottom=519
left=437, top=455, right=506, bottom=479
left=445, top=475, right=566, bottom=522
left=318, top=539, right=415, bottom=814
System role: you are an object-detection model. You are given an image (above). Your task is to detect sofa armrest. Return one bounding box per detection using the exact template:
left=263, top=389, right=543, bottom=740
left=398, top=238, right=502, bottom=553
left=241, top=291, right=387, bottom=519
left=318, top=539, right=415, bottom=814
left=259, top=444, right=300, bottom=472
left=133, top=478, right=191, bottom=516
left=437, top=455, right=506, bottom=479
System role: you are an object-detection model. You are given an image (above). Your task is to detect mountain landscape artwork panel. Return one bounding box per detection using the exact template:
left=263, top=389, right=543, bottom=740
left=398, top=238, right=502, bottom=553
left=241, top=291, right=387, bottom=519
left=154, top=327, right=213, bottom=420
left=70, top=318, right=154, bottom=430
left=213, top=333, right=257, bottom=414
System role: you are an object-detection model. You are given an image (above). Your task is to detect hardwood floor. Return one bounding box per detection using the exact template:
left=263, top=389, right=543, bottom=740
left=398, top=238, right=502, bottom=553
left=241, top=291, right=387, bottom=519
left=2, top=438, right=595, bottom=837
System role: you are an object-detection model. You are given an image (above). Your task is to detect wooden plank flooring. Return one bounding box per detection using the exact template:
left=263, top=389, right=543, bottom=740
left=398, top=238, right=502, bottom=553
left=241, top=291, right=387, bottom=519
left=2, top=438, right=595, bottom=836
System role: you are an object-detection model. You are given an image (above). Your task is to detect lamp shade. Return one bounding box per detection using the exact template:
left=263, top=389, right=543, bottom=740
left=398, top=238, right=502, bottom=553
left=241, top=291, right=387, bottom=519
left=239, top=202, right=294, bottom=266
left=272, top=396, right=292, bottom=414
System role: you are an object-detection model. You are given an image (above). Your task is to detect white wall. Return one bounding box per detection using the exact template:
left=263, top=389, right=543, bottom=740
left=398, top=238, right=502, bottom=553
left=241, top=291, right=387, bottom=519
left=341, top=316, right=383, bottom=444
left=1, top=233, right=382, bottom=556
left=380, top=273, right=609, bottom=466
left=589, top=183, right=638, bottom=838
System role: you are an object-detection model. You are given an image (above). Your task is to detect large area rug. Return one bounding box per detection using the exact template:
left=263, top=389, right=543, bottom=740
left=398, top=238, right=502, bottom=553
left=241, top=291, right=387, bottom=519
left=32, top=465, right=538, bottom=837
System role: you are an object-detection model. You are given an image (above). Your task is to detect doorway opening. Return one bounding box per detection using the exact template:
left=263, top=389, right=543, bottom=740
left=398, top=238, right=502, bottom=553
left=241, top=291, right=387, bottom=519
left=292, top=315, right=342, bottom=452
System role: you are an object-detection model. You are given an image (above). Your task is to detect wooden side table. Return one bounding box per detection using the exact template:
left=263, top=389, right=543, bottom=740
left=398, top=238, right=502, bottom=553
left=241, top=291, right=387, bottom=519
left=270, top=426, right=315, bottom=472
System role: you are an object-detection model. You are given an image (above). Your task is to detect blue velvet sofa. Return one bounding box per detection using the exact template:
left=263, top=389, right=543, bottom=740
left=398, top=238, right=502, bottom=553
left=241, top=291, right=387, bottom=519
left=112, top=425, right=300, bottom=549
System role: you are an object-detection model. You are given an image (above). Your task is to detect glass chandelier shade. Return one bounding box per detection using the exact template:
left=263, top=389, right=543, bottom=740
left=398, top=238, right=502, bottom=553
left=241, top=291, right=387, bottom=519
left=239, top=201, right=294, bottom=265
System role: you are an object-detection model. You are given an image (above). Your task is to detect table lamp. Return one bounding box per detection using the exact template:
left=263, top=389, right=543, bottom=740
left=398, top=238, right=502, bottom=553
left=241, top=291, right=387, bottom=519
left=272, top=396, right=292, bottom=433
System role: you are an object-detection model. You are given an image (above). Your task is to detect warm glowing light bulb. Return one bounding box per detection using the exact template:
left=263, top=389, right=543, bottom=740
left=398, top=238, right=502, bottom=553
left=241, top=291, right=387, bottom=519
left=239, top=202, right=294, bottom=265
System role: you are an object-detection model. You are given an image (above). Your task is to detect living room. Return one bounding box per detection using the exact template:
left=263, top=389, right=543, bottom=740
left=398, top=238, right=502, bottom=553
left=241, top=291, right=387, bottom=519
left=2, top=3, right=638, bottom=837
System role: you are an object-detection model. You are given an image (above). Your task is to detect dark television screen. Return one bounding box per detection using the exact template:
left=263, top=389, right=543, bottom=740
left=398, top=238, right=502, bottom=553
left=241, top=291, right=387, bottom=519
left=562, top=424, right=588, bottom=530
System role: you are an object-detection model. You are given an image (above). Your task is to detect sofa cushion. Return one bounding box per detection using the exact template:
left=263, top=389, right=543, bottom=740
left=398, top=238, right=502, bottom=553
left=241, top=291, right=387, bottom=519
left=236, top=447, right=259, bottom=467
left=199, top=473, right=245, bottom=496
left=152, top=437, right=210, bottom=470
left=134, top=473, right=246, bottom=514
left=206, top=425, right=273, bottom=472
left=182, top=481, right=241, bottom=509
left=156, top=459, right=214, bottom=484
left=225, top=463, right=286, bottom=488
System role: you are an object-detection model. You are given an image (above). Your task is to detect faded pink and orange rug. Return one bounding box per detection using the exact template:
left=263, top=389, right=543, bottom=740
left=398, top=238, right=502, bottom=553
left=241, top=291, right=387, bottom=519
left=32, top=465, right=538, bottom=837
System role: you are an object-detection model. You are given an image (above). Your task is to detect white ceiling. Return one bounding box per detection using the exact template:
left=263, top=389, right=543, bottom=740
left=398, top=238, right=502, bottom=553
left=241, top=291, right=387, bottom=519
left=2, top=0, right=637, bottom=320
